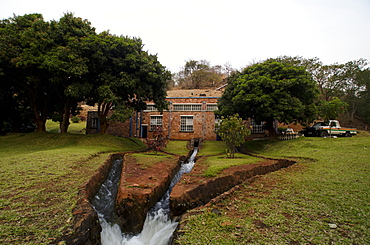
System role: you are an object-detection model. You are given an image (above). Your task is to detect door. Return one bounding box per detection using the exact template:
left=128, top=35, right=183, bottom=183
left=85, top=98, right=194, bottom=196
left=141, top=125, right=148, bottom=138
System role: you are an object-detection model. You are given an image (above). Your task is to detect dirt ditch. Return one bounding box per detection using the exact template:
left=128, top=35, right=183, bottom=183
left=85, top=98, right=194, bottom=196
left=169, top=157, right=295, bottom=217
left=58, top=150, right=295, bottom=244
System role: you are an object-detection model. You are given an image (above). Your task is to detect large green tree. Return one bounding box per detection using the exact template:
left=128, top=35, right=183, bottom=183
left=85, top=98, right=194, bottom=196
left=317, top=97, right=348, bottom=121
left=0, top=14, right=55, bottom=132
left=356, top=68, right=370, bottom=123
left=0, top=13, right=170, bottom=134
left=218, top=60, right=319, bottom=135
left=0, top=78, right=34, bottom=133
left=45, top=13, right=96, bottom=133
left=174, top=60, right=230, bottom=89
left=86, top=32, right=170, bottom=134
left=338, top=59, right=368, bottom=122
left=272, top=56, right=369, bottom=124
left=0, top=13, right=96, bottom=132
left=272, top=56, right=344, bottom=101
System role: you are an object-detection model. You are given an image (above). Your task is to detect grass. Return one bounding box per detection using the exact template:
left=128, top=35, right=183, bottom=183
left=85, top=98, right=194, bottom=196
left=198, top=140, right=228, bottom=156
left=163, top=140, right=189, bottom=156
left=164, top=140, right=263, bottom=177
left=163, top=140, right=228, bottom=157
left=46, top=119, right=86, bottom=134
left=176, top=132, right=370, bottom=244
left=0, top=132, right=145, bottom=244
left=202, top=153, right=262, bottom=177
left=2, top=131, right=369, bottom=244
left=131, top=152, right=175, bottom=168
left=196, top=141, right=262, bottom=177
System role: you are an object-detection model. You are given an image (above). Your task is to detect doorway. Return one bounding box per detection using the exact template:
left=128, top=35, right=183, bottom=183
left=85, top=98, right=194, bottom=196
left=141, top=125, right=148, bottom=138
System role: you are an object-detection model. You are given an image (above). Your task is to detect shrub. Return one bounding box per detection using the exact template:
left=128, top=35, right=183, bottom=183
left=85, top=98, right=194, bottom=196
left=71, top=116, right=80, bottom=123
left=145, top=126, right=168, bottom=154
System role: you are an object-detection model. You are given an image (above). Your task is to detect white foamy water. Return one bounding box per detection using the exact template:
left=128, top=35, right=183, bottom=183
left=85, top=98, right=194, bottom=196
left=120, top=209, right=178, bottom=245
left=95, top=149, right=198, bottom=245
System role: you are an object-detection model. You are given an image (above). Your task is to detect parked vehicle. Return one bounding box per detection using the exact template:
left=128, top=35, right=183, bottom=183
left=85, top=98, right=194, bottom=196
left=285, top=128, right=294, bottom=134
left=302, top=120, right=357, bottom=137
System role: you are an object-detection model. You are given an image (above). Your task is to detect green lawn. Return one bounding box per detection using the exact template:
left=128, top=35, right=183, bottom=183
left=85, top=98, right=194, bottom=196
left=176, top=132, right=370, bottom=244
left=163, top=140, right=189, bottom=156
left=0, top=132, right=145, bottom=244
left=202, top=153, right=264, bottom=177
left=2, top=132, right=369, bottom=244
left=165, top=140, right=268, bottom=177
left=131, top=152, right=176, bottom=169
left=198, top=140, right=228, bottom=156
left=46, top=119, right=86, bottom=134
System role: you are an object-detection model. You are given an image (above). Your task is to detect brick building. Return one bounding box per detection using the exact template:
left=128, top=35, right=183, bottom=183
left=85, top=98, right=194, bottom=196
left=87, top=89, right=223, bottom=141
left=141, top=89, right=222, bottom=140
left=86, top=88, right=288, bottom=140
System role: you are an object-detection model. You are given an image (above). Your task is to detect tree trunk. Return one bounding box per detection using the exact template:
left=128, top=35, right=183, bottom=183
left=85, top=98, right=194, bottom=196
left=99, top=119, right=109, bottom=134
left=60, top=103, right=71, bottom=133
left=265, top=118, right=277, bottom=138
left=35, top=120, right=46, bottom=132
left=28, top=84, right=47, bottom=132
left=31, top=105, right=47, bottom=132
left=98, top=102, right=112, bottom=134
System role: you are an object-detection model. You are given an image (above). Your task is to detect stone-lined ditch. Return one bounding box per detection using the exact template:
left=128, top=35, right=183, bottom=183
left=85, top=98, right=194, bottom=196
left=55, top=151, right=295, bottom=244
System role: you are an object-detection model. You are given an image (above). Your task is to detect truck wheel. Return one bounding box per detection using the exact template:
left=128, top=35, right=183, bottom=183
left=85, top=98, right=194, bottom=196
left=320, top=131, right=328, bottom=137
left=345, top=132, right=352, bottom=137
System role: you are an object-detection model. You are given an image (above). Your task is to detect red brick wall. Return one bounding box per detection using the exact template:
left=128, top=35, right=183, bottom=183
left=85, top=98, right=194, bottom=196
left=134, top=97, right=219, bottom=140
left=91, top=96, right=220, bottom=140
left=106, top=120, right=131, bottom=137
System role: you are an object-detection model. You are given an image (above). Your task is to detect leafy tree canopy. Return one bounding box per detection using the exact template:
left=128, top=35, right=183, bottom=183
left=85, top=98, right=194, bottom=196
left=270, top=56, right=370, bottom=124
left=85, top=32, right=171, bottom=133
left=0, top=13, right=170, bottom=134
left=218, top=60, right=319, bottom=135
left=317, top=97, right=348, bottom=121
left=0, top=14, right=55, bottom=132
left=173, top=60, right=233, bottom=89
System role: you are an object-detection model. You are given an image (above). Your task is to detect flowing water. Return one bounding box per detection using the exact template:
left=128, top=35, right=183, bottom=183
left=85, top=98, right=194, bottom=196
left=92, top=148, right=198, bottom=245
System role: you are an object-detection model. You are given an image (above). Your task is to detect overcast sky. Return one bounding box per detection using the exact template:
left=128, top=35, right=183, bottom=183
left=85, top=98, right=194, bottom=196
left=1, top=0, right=369, bottom=72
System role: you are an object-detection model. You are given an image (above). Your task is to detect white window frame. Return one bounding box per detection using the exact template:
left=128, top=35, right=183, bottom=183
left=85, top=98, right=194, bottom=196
left=180, top=115, right=194, bottom=132
left=150, top=115, right=163, bottom=131
left=206, top=104, right=218, bottom=111
left=145, top=104, right=158, bottom=111
left=173, top=104, right=202, bottom=111
left=250, top=119, right=264, bottom=134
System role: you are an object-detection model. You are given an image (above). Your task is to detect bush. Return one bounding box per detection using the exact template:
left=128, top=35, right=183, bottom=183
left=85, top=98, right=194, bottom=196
left=71, top=116, right=80, bottom=123
left=145, top=126, right=168, bottom=154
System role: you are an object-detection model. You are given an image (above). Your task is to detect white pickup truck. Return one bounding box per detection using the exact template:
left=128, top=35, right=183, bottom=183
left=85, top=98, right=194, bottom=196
left=303, top=120, right=357, bottom=137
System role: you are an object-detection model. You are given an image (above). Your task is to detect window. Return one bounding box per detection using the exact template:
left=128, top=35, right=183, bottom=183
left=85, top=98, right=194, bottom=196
left=214, top=118, right=221, bottom=131
left=91, top=118, right=99, bottom=129
left=206, top=104, right=218, bottom=111
left=250, top=119, right=264, bottom=134
left=150, top=115, right=163, bottom=131
left=145, top=104, right=158, bottom=111
left=173, top=104, right=202, bottom=111
left=180, top=116, right=193, bottom=132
